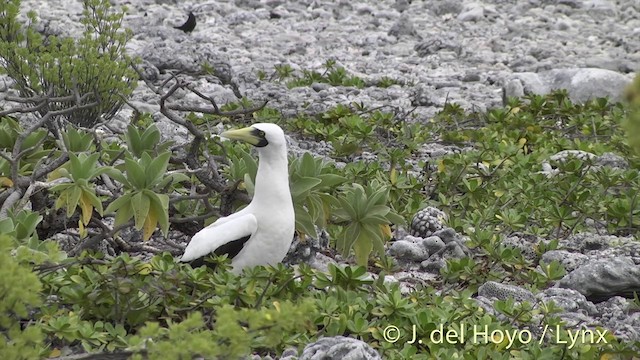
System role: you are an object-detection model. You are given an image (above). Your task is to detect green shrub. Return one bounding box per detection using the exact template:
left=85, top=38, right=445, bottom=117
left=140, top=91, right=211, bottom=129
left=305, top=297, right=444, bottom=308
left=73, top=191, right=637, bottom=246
left=0, top=0, right=136, bottom=127
left=624, top=73, right=640, bottom=154
left=0, top=234, right=45, bottom=359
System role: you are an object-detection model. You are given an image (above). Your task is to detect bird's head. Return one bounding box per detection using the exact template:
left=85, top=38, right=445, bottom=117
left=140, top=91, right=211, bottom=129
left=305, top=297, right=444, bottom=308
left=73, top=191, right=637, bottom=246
left=220, top=123, right=286, bottom=149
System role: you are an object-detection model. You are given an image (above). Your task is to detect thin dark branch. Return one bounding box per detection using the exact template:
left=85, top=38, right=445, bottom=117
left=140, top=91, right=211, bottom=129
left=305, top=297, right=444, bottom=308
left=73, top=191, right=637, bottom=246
left=169, top=211, right=219, bottom=224
left=166, top=101, right=268, bottom=117
left=69, top=219, right=133, bottom=256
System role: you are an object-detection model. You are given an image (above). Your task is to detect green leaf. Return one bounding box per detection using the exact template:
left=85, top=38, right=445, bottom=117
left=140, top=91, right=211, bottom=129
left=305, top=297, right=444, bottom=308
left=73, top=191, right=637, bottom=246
left=83, top=189, right=104, bottom=216
left=105, top=193, right=132, bottom=214
left=291, top=177, right=322, bottom=199
left=102, top=167, right=129, bottom=187
left=145, top=151, right=170, bottom=187
left=338, top=222, right=360, bottom=256
left=299, top=152, right=317, bottom=176
left=124, top=157, right=146, bottom=190
left=67, top=186, right=82, bottom=218
left=126, top=124, right=142, bottom=157
left=363, top=205, right=390, bottom=219
left=140, top=125, right=160, bottom=153
left=385, top=211, right=405, bottom=225
left=146, top=190, right=169, bottom=236
left=353, top=231, right=373, bottom=266
left=80, top=153, right=101, bottom=178
left=131, top=191, right=150, bottom=230
left=113, top=202, right=133, bottom=228
left=294, top=204, right=318, bottom=239
left=317, top=173, right=347, bottom=188
left=21, top=129, right=46, bottom=151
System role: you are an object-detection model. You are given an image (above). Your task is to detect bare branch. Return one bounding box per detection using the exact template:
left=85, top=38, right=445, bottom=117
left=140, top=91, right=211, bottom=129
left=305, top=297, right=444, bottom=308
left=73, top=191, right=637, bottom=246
left=170, top=211, right=219, bottom=224
left=69, top=219, right=132, bottom=257
left=166, top=101, right=268, bottom=117
left=0, top=189, right=23, bottom=219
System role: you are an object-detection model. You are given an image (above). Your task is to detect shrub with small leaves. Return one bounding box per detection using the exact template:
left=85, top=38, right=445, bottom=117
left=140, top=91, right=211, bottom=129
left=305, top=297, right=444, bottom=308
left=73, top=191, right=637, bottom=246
left=0, top=0, right=136, bottom=127
left=0, top=234, right=45, bottom=359
left=624, top=73, right=640, bottom=155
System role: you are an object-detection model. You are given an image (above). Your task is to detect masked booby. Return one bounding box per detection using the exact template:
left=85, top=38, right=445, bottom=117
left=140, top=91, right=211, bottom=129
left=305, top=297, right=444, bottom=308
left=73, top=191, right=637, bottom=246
left=179, top=123, right=295, bottom=273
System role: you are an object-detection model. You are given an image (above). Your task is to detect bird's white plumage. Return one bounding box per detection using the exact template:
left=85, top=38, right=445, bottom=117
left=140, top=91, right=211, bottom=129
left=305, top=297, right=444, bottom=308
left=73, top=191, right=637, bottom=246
left=179, top=211, right=257, bottom=261
left=179, top=123, right=295, bottom=273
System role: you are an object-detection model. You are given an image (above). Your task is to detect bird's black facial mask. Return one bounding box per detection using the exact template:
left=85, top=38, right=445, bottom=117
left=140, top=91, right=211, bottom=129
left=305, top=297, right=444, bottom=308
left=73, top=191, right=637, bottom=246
left=250, top=128, right=269, bottom=147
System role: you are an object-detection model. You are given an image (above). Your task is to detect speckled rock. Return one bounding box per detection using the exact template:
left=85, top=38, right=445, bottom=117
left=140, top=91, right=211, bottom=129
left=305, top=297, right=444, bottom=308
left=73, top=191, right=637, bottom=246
left=278, top=347, right=300, bottom=360
left=410, top=207, right=448, bottom=238
left=541, top=250, right=590, bottom=272
left=538, top=287, right=598, bottom=315
left=557, top=257, right=640, bottom=303
left=300, top=336, right=382, bottom=360
left=595, top=152, right=629, bottom=169
left=502, top=233, right=544, bottom=261
left=478, top=281, right=536, bottom=303
left=596, top=296, right=640, bottom=343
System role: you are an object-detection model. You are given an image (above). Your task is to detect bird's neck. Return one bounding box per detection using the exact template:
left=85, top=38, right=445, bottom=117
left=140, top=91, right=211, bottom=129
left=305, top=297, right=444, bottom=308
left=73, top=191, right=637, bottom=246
left=252, top=148, right=291, bottom=206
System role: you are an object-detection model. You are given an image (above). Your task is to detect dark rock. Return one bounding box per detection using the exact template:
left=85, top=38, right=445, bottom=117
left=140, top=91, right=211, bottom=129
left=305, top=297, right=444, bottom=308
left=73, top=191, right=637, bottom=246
left=557, top=257, right=640, bottom=303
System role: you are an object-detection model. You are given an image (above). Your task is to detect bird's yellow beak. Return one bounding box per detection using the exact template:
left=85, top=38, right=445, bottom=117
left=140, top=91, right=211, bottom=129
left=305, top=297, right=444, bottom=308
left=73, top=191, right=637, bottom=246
left=220, top=126, right=268, bottom=147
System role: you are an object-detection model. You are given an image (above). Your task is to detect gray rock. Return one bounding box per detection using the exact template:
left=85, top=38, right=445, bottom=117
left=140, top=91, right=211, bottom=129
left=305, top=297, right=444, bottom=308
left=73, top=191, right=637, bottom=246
left=300, top=336, right=381, bottom=360
left=420, top=258, right=446, bottom=273
left=457, top=3, right=485, bottom=22
left=478, top=281, right=536, bottom=303
left=541, top=250, right=589, bottom=272
left=596, top=297, right=640, bottom=343
left=557, top=257, right=640, bottom=302
left=393, top=0, right=411, bottom=13
left=388, top=239, right=429, bottom=262
left=502, top=233, right=544, bottom=261
left=538, top=287, right=598, bottom=315
left=431, top=228, right=462, bottom=244
left=284, top=230, right=329, bottom=267
left=420, top=236, right=445, bottom=254
left=279, top=347, right=299, bottom=360
left=559, top=233, right=638, bottom=255
left=503, top=68, right=632, bottom=104
left=388, top=16, right=419, bottom=38
left=595, top=152, right=628, bottom=169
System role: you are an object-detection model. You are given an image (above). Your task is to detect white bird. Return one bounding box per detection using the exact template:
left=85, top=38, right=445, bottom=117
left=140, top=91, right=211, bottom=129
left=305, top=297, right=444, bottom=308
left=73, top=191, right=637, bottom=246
left=179, top=123, right=295, bottom=273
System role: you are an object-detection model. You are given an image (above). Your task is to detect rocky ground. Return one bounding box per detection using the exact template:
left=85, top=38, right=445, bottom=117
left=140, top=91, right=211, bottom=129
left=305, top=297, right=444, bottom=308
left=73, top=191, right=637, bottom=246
left=8, top=0, right=640, bottom=358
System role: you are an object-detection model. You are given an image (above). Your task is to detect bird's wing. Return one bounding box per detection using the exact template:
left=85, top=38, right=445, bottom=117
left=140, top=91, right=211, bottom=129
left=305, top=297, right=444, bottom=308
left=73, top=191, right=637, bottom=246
left=205, top=205, right=251, bottom=228
left=180, top=213, right=257, bottom=262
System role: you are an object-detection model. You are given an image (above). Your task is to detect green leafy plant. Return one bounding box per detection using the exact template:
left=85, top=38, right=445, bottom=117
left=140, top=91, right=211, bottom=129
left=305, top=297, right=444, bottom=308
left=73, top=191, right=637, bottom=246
left=333, top=181, right=405, bottom=265
left=59, top=126, right=94, bottom=153
left=289, top=152, right=347, bottom=239
left=105, top=152, right=188, bottom=240
left=51, top=153, right=110, bottom=236
left=0, top=209, right=42, bottom=243
left=284, top=60, right=366, bottom=89
left=0, top=116, right=49, bottom=182
left=314, top=264, right=373, bottom=291
left=125, top=124, right=172, bottom=158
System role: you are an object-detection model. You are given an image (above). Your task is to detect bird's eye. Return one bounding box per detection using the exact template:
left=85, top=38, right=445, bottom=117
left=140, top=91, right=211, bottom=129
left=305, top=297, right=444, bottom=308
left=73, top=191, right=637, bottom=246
left=258, top=130, right=265, bottom=137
